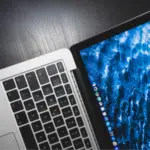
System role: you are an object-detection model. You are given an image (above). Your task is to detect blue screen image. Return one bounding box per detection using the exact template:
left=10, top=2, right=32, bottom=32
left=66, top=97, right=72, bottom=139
left=80, top=22, right=150, bottom=149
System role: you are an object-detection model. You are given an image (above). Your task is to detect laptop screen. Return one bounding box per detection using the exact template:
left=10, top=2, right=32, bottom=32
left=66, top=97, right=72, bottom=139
left=80, top=21, right=150, bottom=149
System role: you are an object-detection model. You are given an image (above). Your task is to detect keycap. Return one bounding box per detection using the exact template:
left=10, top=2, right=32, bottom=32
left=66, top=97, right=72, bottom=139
left=76, top=117, right=84, bottom=127
left=40, top=112, right=51, bottom=123
left=58, top=96, right=69, bottom=107
left=68, top=95, right=76, bottom=105
left=46, top=95, right=57, bottom=106
left=15, top=111, right=28, bottom=126
left=84, top=138, right=92, bottom=148
left=66, top=117, right=76, bottom=128
left=50, top=105, right=60, bottom=117
left=52, top=143, right=62, bottom=150
left=36, top=68, right=49, bottom=85
left=61, top=137, right=72, bottom=148
left=53, top=116, right=64, bottom=127
left=66, top=147, right=74, bottom=150
left=28, top=110, right=39, bottom=121
left=57, top=126, right=68, bottom=138
left=39, top=142, right=50, bottom=150
left=20, top=89, right=31, bottom=100
left=47, top=64, right=57, bottom=76
left=32, top=90, right=43, bottom=102
left=73, top=106, right=80, bottom=116
left=61, top=73, right=68, bottom=83
left=26, top=72, right=39, bottom=91
left=20, top=125, right=38, bottom=150
left=15, top=75, right=27, bottom=89
left=73, top=138, right=84, bottom=149
left=62, top=107, right=73, bottom=118
left=7, top=90, right=19, bottom=102
left=35, top=131, right=46, bottom=143
left=44, top=122, right=55, bottom=133
left=48, top=133, right=59, bottom=144
left=32, top=120, right=43, bottom=132
left=51, top=75, right=61, bottom=87
left=36, top=101, right=47, bottom=112
left=24, top=99, right=35, bottom=111
left=54, top=86, right=65, bottom=97
left=11, top=101, right=23, bottom=112
left=3, top=79, right=15, bottom=91
left=57, top=62, right=64, bottom=72
left=80, top=128, right=88, bottom=138
left=42, top=84, right=53, bottom=95
left=65, top=84, right=72, bottom=94
left=69, top=128, right=80, bottom=139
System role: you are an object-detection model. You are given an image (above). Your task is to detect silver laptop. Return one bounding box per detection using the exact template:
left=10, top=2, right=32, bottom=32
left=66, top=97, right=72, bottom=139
left=0, top=11, right=149, bottom=150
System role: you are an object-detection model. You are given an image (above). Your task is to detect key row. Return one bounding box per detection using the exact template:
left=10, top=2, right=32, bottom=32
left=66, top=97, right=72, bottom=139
left=3, top=62, right=65, bottom=91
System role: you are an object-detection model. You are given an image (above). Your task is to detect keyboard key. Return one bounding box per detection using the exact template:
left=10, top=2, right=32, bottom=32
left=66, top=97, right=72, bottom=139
left=76, top=117, right=84, bottom=127
left=61, top=73, right=68, bottom=83
left=42, top=84, right=53, bottom=95
left=57, top=126, right=68, bottom=138
left=15, top=111, right=28, bottom=126
left=46, top=95, right=56, bottom=106
left=32, top=121, right=43, bottom=132
left=48, top=133, right=59, bottom=144
left=72, top=106, right=80, bottom=116
left=15, top=75, right=27, bottom=89
left=3, top=79, right=16, bottom=91
left=53, top=116, right=64, bottom=127
left=68, top=95, right=76, bottom=105
left=11, top=101, right=23, bottom=112
left=20, top=125, right=38, bottom=150
left=51, top=75, right=61, bottom=87
left=50, top=105, right=60, bottom=117
left=24, top=99, right=35, bottom=111
left=32, top=90, right=43, bottom=102
left=84, top=138, right=92, bottom=148
left=26, top=72, right=39, bottom=91
left=80, top=128, right=88, bottom=138
left=54, top=86, right=65, bottom=97
left=28, top=110, right=39, bottom=122
left=47, top=64, right=57, bottom=76
left=36, top=101, right=47, bottom=112
left=39, top=142, right=50, bottom=150
left=36, top=68, right=49, bottom=85
left=61, top=137, right=72, bottom=148
left=58, top=96, right=69, bottom=107
left=44, top=122, right=55, bottom=133
left=57, top=62, right=64, bottom=72
left=69, top=128, right=80, bottom=139
left=40, top=112, right=51, bottom=123
left=66, top=147, right=74, bottom=150
left=35, top=131, right=46, bottom=143
left=52, top=143, right=62, bottom=150
left=65, top=84, right=72, bottom=94
left=62, top=107, right=73, bottom=118
left=73, top=138, right=84, bottom=149
left=7, top=90, right=19, bottom=102
left=20, top=89, right=31, bottom=100
left=66, top=117, right=76, bottom=129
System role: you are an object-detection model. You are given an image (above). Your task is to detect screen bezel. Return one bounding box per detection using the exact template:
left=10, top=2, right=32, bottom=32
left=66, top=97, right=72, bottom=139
left=70, top=11, right=150, bottom=149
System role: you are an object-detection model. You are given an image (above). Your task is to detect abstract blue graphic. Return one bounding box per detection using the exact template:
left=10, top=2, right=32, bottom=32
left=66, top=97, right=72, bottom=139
left=80, top=22, right=150, bottom=149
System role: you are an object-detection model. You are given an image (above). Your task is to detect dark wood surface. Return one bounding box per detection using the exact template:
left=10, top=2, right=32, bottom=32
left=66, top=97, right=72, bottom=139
left=0, top=0, right=149, bottom=69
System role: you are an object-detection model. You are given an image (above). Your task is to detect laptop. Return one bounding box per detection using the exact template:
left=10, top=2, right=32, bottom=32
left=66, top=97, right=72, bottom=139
left=0, top=11, right=149, bottom=150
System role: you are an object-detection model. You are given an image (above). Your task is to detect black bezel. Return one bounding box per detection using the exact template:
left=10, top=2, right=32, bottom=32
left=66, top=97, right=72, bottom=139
left=70, top=11, right=150, bottom=149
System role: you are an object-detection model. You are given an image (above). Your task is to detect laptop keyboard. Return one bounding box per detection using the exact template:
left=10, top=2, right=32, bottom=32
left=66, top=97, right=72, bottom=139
left=3, top=61, right=93, bottom=150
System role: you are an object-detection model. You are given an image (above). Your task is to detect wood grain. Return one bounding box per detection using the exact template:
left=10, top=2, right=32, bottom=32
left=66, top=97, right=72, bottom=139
left=0, top=0, right=149, bottom=69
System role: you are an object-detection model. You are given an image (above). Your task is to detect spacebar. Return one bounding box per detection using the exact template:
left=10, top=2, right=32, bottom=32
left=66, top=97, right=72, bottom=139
left=20, top=125, right=38, bottom=150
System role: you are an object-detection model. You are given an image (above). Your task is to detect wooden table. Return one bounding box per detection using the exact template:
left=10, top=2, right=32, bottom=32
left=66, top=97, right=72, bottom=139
left=0, top=0, right=149, bottom=69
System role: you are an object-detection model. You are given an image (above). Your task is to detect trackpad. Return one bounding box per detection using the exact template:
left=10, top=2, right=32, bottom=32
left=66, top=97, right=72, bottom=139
left=0, top=133, right=19, bottom=150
